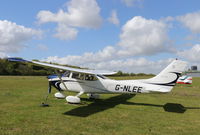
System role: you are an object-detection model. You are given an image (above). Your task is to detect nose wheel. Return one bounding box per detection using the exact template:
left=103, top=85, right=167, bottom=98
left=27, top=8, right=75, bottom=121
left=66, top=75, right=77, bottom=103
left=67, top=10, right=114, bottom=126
left=54, top=92, right=65, bottom=99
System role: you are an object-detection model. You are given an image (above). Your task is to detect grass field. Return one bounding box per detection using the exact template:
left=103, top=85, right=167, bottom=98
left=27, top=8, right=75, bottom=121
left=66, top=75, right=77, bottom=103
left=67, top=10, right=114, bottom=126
left=0, top=76, right=200, bottom=135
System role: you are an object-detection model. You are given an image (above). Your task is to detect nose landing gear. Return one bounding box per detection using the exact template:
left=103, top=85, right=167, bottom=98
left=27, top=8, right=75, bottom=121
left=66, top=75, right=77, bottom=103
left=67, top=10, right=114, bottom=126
left=54, top=92, right=65, bottom=99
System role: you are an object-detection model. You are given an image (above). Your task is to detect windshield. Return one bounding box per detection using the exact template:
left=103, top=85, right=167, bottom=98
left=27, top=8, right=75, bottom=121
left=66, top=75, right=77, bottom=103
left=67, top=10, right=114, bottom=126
left=63, top=71, right=70, bottom=77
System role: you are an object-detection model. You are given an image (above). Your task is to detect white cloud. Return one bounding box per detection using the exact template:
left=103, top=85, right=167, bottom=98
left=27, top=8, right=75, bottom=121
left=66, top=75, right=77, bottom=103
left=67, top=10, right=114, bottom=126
left=45, top=46, right=116, bottom=65
left=0, top=20, right=42, bottom=57
left=45, top=55, right=173, bottom=74
left=177, top=11, right=200, bottom=33
left=44, top=44, right=174, bottom=73
left=93, top=58, right=173, bottom=73
left=177, top=44, right=200, bottom=63
left=108, top=10, right=120, bottom=26
left=43, top=16, right=174, bottom=73
left=53, top=24, right=78, bottom=40
left=37, top=0, right=102, bottom=40
left=118, top=16, right=172, bottom=56
left=121, top=0, right=143, bottom=7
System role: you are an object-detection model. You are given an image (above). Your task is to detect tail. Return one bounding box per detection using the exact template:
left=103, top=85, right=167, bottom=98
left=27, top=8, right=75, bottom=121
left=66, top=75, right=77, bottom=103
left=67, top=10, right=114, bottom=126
left=143, top=59, right=187, bottom=92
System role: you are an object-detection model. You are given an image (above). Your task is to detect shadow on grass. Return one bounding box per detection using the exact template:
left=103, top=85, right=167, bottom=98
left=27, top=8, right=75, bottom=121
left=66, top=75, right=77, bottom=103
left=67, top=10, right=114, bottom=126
left=63, top=94, right=200, bottom=117
left=123, top=102, right=200, bottom=113
left=63, top=94, right=135, bottom=117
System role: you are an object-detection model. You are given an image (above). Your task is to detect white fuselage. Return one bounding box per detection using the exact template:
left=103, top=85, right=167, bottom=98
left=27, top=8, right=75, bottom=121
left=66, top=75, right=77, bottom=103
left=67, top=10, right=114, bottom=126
left=47, top=59, right=188, bottom=98
left=48, top=75, right=173, bottom=94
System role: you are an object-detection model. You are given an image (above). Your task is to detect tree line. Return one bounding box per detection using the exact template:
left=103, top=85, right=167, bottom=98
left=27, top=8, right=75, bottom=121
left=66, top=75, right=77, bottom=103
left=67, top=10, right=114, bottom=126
left=0, top=58, right=55, bottom=75
left=0, top=58, right=155, bottom=76
left=112, top=70, right=155, bottom=77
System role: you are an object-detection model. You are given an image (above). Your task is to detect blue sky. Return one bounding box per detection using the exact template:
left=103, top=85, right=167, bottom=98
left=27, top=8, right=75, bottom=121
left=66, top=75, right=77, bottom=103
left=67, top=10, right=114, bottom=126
left=1, top=0, right=200, bottom=73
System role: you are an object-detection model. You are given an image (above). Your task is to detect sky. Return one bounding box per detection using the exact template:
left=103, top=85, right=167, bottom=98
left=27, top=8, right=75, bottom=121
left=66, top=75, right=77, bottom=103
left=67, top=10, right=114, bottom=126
left=1, top=0, right=200, bottom=73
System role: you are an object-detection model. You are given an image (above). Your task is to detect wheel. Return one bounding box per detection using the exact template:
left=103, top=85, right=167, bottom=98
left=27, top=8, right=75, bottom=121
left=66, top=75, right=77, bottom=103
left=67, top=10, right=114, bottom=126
left=66, top=96, right=81, bottom=104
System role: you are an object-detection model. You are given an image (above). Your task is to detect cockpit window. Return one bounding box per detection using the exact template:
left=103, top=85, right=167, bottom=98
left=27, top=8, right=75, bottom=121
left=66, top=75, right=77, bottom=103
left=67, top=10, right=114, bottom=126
left=71, top=73, right=98, bottom=81
left=85, top=74, right=98, bottom=81
left=72, top=73, right=81, bottom=79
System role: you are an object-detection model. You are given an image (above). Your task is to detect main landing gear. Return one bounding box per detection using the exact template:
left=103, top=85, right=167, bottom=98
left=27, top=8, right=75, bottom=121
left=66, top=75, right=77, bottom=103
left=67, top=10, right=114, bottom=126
left=54, top=91, right=84, bottom=104
left=48, top=91, right=101, bottom=105
left=66, top=91, right=84, bottom=104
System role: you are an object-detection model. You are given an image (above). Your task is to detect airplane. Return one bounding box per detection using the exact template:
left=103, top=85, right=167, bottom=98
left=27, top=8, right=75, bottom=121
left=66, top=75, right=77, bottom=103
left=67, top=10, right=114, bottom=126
left=176, top=75, right=192, bottom=84
left=8, top=58, right=187, bottom=104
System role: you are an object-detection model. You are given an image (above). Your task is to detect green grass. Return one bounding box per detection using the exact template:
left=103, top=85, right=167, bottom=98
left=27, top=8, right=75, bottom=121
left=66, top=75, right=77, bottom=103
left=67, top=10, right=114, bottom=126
left=0, top=76, right=200, bottom=135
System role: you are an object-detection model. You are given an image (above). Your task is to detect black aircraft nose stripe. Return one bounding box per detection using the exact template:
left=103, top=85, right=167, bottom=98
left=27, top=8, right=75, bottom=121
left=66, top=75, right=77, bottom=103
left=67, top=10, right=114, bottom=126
left=49, top=80, right=84, bottom=91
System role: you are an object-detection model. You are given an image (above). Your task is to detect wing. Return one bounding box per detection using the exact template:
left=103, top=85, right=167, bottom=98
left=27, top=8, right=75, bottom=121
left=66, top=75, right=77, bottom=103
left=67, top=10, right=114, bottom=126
left=7, top=57, right=117, bottom=75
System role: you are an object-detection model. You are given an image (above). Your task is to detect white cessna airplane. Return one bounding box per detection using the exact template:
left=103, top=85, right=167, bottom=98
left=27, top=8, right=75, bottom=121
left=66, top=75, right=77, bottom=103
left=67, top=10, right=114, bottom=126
left=8, top=58, right=187, bottom=104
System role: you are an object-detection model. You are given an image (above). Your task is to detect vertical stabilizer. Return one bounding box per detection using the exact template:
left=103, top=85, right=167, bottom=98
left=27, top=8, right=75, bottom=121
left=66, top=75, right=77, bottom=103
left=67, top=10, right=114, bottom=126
left=145, top=60, right=187, bottom=87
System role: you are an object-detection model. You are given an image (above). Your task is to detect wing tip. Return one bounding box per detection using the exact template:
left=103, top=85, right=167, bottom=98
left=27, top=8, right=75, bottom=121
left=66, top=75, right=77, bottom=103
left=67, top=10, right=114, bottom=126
left=7, top=57, right=29, bottom=62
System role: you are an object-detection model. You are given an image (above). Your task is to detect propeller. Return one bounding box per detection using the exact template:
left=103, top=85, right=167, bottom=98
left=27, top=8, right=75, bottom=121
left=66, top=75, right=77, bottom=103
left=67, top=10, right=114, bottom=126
left=41, top=70, right=67, bottom=107
left=56, top=70, right=68, bottom=91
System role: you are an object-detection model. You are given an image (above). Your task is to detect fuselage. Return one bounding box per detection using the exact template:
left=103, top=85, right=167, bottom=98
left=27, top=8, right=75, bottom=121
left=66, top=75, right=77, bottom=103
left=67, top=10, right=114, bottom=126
left=48, top=74, right=173, bottom=94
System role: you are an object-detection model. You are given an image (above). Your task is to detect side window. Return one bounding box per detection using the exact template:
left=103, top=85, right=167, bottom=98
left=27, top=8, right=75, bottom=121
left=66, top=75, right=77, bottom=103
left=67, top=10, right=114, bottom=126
left=72, top=73, right=85, bottom=80
left=72, top=73, right=80, bottom=79
left=79, top=73, right=85, bottom=80
left=71, top=73, right=98, bottom=81
left=85, top=74, right=98, bottom=81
